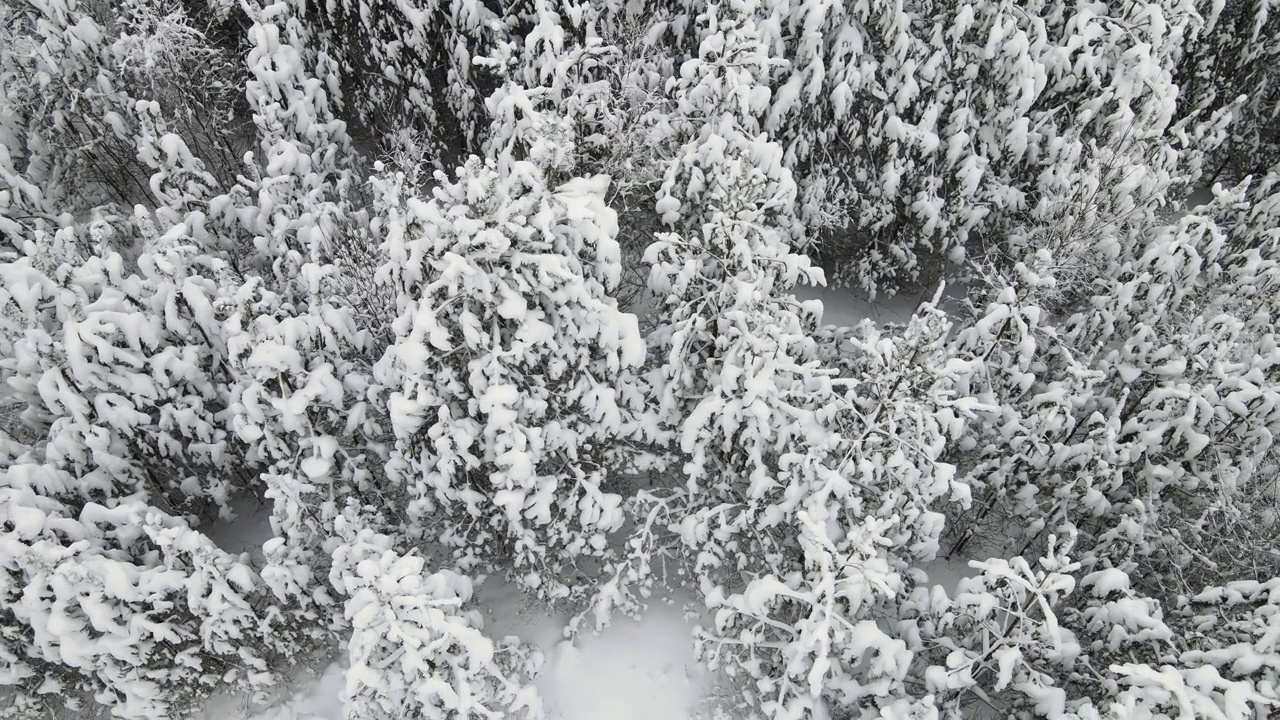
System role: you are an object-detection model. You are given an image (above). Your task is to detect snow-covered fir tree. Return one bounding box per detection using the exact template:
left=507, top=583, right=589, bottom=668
left=329, top=514, right=541, bottom=719
left=0, top=452, right=302, bottom=718
left=374, top=117, right=644, bottom=601
left=629, top=4, right=976, bottom=715
left=1, top=224, right=251, bottom=518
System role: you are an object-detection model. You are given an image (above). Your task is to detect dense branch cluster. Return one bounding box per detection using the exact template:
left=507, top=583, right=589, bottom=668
left=1, top=0, right=1279, bottom=718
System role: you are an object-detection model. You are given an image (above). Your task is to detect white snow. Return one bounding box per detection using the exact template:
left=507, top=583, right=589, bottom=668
left=476, top=579, right=729, bottom=720
left=200, top=662, right=345, bottom=720
left=536, top=613, right=718, bottom=720
left=204, top=494, right=276, bottom=565
left=792, top=280, right=968, bottom=329
left=918, top=556, right=977, bottom=595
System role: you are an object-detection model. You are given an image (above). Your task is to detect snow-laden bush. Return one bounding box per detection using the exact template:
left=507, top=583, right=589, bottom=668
left=280, top=0, right=500, bottom=154
left=947, top=174, right=1280, bottom=579
left=905, top=535, right=1090, bottom=716
left=0, top=456, right=299, bottom=718
left=929, top=171, right=1280, bottom=716
left=1177, top=0, right=1280, bottom=183
left=217, top=0, right=363, bottom=294
left=226, top=281, right=386, bottom=633
left=0, top=228, right=253, bottom=518
left=588, top=0, right=1227, bottom=295
left=0, top=0, right=243, bottom=215
left=682, top=302, right=988, bottom=717
left=643, top=0, right=810, bottom=444
left=902, top=534, right=1279, bottom=718
left=219, top=0, right=388, bottom=611
left=330, top=517, right=541, bottom=719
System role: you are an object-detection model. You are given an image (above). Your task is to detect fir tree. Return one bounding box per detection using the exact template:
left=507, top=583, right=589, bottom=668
left=375, top=146, right=644, bottom=601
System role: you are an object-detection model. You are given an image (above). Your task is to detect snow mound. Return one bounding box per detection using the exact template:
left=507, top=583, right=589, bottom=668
left=539, top=603, right=721, bottom=720
left=477, top=579, right=728, bottom=719
left=250, top=663, right=344, bottom=720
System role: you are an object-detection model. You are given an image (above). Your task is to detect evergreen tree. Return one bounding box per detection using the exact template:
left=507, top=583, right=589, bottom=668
left=635, top=5, right=977, bottom=714
left=0, top=454, right=300, bottom=718
left=283, top=0, right=501, bottom=156
left=375, top=145, right=644, bottom=601
left=1, top=224, right=253, bottom=518
left=1177, top=0, right=1280, bottom=183
left=330, top=516, right=541, bottom=719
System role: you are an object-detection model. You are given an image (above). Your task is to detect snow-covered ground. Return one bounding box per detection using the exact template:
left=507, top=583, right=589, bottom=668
left=479, top=581, right=728, bottom=720
left=794, top=278, right=970, bottom=329
left=205, top=494, right=276, bottom=565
